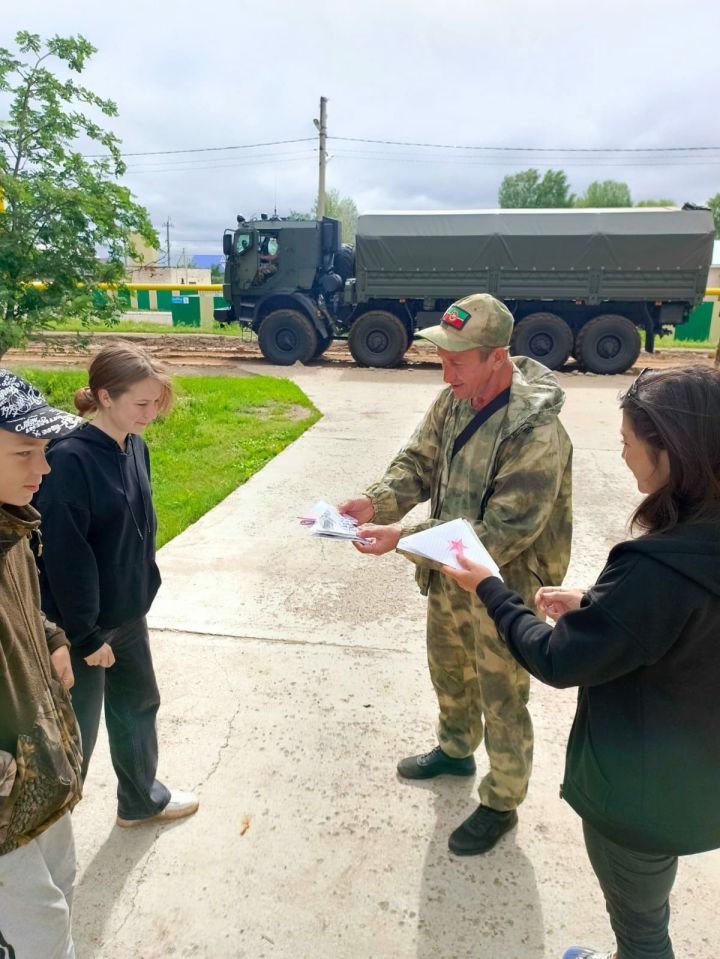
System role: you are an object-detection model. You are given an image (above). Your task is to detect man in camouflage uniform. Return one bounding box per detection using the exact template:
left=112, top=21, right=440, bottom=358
left=340, top=293, right=572, bottom=855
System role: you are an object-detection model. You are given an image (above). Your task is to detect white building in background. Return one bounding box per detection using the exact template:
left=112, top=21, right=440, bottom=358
left=127, top=264, right=211, bottom=285
left=125, top=231, right=212, bottom=285
left=708, top=240, right=720, bottom=295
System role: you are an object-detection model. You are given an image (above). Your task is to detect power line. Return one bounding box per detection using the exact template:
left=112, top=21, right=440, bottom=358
left=117, top=149, right=719, bottom=178
left=123, top=148, right=317, bottom=170
left=82, top=137, right=316, bottom=159
left=84, top=136, right=720, bottom=161
left=329, top=149, right=720, bottom=169
left=330, top=136, right=720, bottom=154
left=122, top=152, right=317, bottom=176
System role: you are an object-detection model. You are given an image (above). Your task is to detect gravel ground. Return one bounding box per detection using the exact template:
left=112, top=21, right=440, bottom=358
left=5, top=330, right=717, bottom=376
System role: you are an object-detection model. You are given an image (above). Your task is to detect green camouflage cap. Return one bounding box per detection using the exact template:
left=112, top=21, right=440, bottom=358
left=417, top=294, right=513, bottom=352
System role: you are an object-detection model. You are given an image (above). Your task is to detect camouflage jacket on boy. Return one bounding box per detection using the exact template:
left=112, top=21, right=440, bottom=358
left=0, top=503, right=83, bottom=856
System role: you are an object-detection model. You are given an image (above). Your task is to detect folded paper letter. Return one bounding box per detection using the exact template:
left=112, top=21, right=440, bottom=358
left=398, top=518, right=502, bottom=578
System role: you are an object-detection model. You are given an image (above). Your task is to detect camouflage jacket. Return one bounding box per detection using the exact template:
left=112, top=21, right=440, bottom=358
left=365, top=356, right=573, bottom=599
left=0, top=504, right=83, bottom=856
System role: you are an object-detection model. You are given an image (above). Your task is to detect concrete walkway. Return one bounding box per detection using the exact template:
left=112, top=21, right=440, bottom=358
left=72, top=363, right=719, bottom=959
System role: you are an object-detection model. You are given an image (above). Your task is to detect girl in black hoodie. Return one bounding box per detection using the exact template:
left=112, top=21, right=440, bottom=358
left=36, top=344, right=199, bottom=828
left=444, top=367, right=720, bottom=959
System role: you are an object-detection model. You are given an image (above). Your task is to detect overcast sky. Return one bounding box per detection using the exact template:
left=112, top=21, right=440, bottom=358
left=3, top=0, right=719, bottom=258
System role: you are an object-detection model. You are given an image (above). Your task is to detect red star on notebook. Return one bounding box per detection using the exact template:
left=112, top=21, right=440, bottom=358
left=449, top=538, right=467, bottom=556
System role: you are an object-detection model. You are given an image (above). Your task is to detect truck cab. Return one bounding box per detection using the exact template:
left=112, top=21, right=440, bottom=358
left=215, top=216, right=348, bottom=364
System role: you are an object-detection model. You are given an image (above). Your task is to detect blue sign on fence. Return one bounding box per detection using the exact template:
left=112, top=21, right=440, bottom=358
left=171, top=296, right=190, bottom=305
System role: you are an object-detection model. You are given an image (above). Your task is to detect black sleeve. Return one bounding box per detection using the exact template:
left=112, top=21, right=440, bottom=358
left=36, top=453, right=104, bottom=656
left=476, top=553, right=694, bottom=689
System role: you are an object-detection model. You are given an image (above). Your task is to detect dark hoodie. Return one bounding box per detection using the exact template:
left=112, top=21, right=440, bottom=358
left=35, top=424, right=161, bottom=656
left=477, top=521, right=720, bottom=855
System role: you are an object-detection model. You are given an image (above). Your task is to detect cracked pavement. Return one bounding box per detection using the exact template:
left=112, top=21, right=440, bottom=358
left=71, top=361, right=720, bottom=958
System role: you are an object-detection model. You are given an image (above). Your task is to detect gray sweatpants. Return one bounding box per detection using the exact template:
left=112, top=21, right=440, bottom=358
left=0, top=812, right=76, bottom=959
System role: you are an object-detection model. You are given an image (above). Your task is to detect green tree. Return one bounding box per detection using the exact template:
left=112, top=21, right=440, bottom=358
left=314, top=189, right=359, bottom=244
left=707, top=193, right=720, bottom=239
left=291, top=189, right=359, bottom=244
left=635, top=198, right=676, bottom=207
left=575, top=180, right=632, bottom=207
left=0, top=32, right=157, bottom=358
left=498, top=169, right=574, bottom=208
left=210, top=263, right=224, bottom=282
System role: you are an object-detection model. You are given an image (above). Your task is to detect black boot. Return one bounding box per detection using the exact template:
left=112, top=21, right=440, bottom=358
left=397, top=746, right=476, bottom=780
left=448, top=804, right=518, bottom=855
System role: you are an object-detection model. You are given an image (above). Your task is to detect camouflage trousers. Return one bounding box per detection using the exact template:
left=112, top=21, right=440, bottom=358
left=427, top=571, right=533, bottom=811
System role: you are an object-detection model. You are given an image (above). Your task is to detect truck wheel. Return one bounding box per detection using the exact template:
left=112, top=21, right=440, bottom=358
left=312, top=333, right=333, bottom=359
left=258, top=309, right=318, bottom=365
left=510, top=313, right=573, bottom=370
left=575, top=314, right=641, bottom=375
left=333, top=244, right=355, bottom=281
left=348, top=311, right=408, bottom=368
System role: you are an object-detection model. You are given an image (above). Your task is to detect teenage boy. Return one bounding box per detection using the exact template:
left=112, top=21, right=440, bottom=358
left=0, top=369, right=84, bottom=958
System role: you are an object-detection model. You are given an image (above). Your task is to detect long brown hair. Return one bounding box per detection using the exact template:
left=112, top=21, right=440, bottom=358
left=620, top=366, right=720, bottom=533
left=74, top=343, right=173, bottom=417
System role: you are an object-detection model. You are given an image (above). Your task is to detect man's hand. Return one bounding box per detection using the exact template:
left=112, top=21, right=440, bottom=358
left=337, top=495, right=374, bottom=525
left=50, top=646, right=74, bottom=689
left=535, top=587, right=584, bottom=620
left=84, top=642, right=115, bottom=668
left=353, top=523, right=402, bottom=556
left=442, top=552, right=496, bottom=592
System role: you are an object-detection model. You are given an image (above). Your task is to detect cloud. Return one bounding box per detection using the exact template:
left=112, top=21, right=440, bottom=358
left=3, top=0, right=717, bottom=255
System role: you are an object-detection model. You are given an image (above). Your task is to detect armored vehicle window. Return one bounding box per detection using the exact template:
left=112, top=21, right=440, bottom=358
left=258, top=233, right=279, bottom=258
left=236, top=232, right=252, bottom=254
left=253, top=233, right=280, bottom=286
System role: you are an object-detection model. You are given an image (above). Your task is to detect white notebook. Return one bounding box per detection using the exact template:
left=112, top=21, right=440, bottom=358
left=398, top=518, right=502, bottom=578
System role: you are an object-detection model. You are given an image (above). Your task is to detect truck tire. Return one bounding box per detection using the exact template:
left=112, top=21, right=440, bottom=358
left=575, top=314, right=641, bottom=375
left=312, top=333, right=333, bottom=359
left=348, top=311, right=408, bottom=368
left=258, top=309, right=318, bottom=365
left=333, top=244, right=355, bottom=281
left=510, top=312, right=573, bottom=370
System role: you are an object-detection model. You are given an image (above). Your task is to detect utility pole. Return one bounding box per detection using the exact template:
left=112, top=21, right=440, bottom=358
left=163, top=217, right=172, bottom=266
left=315, top=96, right=328, bottom=220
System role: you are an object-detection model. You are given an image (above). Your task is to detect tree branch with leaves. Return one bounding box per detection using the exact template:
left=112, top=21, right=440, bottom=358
left=0, top=31, right=158, bottom=358
left=707, top=193, right=720, bottom=239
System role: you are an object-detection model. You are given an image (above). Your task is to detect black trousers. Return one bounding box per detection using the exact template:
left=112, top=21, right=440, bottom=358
left=70, top=616, right=171, bottom=821
left=583, top=820, right=678, bottom=959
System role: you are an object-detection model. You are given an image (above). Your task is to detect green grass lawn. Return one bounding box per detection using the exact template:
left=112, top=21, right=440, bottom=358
left=41, top=318, right=251, bottom=337
left=653, top=335, right=717, bottom=350
left=18, top=369, right=320, bottom=546
left=639, top=330, right=717, bottom=350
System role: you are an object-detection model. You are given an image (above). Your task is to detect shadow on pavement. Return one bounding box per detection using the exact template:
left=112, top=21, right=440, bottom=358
left=414, top=780, right=544, bottom=959
left=73, top=823, right=170, bottom=956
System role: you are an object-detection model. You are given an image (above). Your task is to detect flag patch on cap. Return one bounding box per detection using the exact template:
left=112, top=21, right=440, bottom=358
left=441, top=305, right=471, bottom=329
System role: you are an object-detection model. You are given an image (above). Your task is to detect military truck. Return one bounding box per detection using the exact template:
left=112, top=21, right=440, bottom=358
left=215, top=205, right=714, bottom=374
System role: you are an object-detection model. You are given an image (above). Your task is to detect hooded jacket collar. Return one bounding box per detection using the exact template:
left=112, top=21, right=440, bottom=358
left=502, top=356, right=565, bottom=438
left=0, top=503, right=40, bottom=557
left=450, top=355, right=565, bottom=437
left=60, top=421, right=130, bottom=453
left=615, top=522, right=720, bottom=597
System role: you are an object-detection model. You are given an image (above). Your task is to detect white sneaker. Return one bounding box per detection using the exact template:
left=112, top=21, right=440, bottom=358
left=116, top=790, right=199, bottom=827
